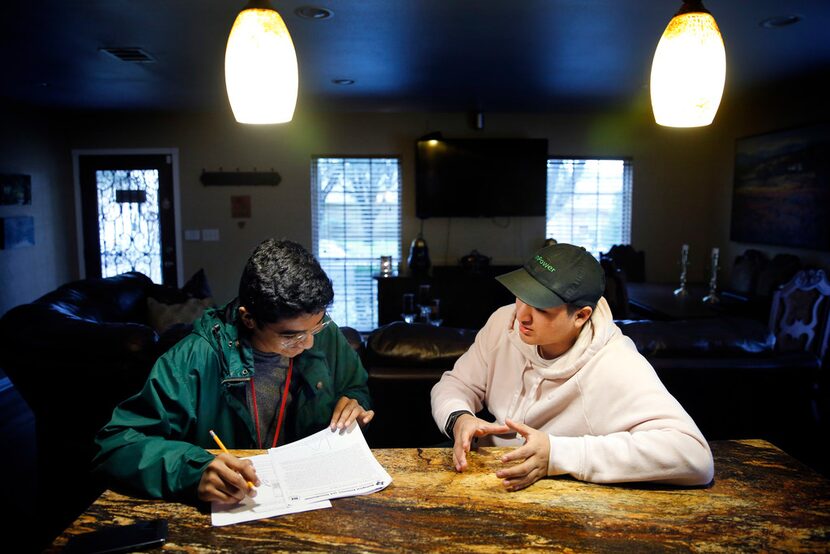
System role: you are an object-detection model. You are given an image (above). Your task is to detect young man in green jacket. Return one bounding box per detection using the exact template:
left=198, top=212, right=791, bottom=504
left=93, top=239, right=373, bottom=504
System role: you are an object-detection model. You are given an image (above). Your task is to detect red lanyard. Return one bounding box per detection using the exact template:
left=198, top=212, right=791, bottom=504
left=249, top=357, right=294, bottom=449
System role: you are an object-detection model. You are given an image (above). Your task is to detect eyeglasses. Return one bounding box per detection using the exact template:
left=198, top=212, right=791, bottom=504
left=278, top=314, right=331, bottom=348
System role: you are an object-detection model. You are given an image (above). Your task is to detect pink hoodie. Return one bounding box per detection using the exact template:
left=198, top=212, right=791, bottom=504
left=431, top=299, right=714, bottom=485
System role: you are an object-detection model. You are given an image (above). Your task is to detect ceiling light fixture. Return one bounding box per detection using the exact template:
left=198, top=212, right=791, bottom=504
left=225, top=0, right=298, bottom=124
left=650, top=0, right=726, bottom=128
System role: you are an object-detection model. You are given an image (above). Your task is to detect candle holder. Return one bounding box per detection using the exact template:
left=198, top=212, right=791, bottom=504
left=379, top=255, right=393, bottom=278
left=703, top=247, right=721, bottom=304
left=674, top=244, right=690, bottom=297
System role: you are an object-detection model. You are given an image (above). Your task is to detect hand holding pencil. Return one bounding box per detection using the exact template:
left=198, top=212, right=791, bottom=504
left=209, top=430, right=255, bottom=489
left=196, top=430, right=260, bottom=504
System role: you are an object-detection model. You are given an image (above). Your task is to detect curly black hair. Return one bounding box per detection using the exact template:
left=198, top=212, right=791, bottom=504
left=238, top=238, right=334, bottom=325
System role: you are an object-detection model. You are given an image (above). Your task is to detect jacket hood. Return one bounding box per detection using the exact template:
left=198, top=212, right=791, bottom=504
left=192, top=300, right=252, bottom=380
left=507, top=297, right=620, bottom=380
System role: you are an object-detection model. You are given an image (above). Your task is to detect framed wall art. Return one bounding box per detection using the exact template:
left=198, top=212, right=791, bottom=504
left=0, top=215, right=35, bottom=249
left=730, top=124, right=830, bottom=250
left=0, top=174, right=32, bottom=205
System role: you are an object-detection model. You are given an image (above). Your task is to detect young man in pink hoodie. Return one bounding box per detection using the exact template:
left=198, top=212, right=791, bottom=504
left=431, top=243, right=714, bottom=491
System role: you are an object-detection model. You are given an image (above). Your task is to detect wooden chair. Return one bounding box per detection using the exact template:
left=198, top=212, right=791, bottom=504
left=727, top=248, right=768, bottom=298
left=769, top=268, right=830, bottom=359
left=768, top=269, right=830, bottom=459
left=601, top=258, right=630, bottom=319
left=757, top=253, right=802, bottom=298
left=601, top=244, right=645, bottom=283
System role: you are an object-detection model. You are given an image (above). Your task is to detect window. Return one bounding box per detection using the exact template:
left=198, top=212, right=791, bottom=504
left=545, top=158, right=632, bottom=257
left=311, top=157, right=401, bottom=332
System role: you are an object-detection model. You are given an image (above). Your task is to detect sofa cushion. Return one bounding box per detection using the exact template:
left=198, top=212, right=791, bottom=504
left=147, top=296, right=213, bottom=334
left=617, top=317, right=774, bottom=358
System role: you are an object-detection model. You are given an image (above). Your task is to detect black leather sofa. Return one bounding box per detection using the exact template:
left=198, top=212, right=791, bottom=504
left=362, top=322, right=478, bottom=448
left=0, top=269, right=369, bottom=545
left=616, top=316, right=819, bottom=450
left=0, top=271, right=209, bottom=543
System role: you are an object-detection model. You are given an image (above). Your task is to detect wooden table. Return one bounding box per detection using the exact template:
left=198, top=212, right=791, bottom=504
left=48, top=440, right=830, bottom=552
left=627, top=282, right=723, bottom=320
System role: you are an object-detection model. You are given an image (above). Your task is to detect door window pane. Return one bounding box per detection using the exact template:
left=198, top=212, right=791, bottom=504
left=96, top=169, right=162, bottom=282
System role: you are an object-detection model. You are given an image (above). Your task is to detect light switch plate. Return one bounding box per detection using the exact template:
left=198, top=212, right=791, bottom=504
left=202, top=228, right=220, bottom=241
left=184, top=229, right=201, bottom=241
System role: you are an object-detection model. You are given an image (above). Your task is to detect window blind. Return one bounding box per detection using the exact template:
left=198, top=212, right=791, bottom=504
left=311, top=157, right=401, bottom=332
left=546, top=159, right=632, bottom=258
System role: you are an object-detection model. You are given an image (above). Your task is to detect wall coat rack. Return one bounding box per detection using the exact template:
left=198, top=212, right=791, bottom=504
left=200, top=168, right=281, bottom=187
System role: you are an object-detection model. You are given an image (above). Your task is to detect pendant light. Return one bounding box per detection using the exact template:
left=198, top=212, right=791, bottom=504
left=650, top=0, right=726, bottom=127
left=225, top=0, right=298, bottom=124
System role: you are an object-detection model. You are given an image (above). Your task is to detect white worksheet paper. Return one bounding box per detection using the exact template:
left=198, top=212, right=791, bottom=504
left=210, top=454, right=331, bottom=527
left=268, top=423, right=392, bottom=503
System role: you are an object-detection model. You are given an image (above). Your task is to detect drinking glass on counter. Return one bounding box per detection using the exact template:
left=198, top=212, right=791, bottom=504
left=416, top=284, right=432, bottom=323
left=417, top=284, right=431, bottom=306
left=401, top=293, right=416, bottom=324
left=428, top=299, right=443, bottom=327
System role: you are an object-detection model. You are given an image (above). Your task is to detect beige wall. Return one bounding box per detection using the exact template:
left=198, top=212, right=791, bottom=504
left=65, top=101, right=723, bottom=304
left=2, top=71, right=828, bottom=312
left=0, top=105, right=75, bottom=315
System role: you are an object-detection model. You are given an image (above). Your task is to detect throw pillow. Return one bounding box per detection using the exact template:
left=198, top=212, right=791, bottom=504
left=181, top=268, right=213, bottom=300
left=148, top=268, right=213, bottom=304
left=147, top=296, right=214, bottom=334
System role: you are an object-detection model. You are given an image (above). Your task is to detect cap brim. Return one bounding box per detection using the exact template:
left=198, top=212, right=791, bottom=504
left=496, top=268, right=566, bottom=309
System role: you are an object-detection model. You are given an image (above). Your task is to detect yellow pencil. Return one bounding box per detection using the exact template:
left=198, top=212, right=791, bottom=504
left=209, top=429, right=255, bottom=489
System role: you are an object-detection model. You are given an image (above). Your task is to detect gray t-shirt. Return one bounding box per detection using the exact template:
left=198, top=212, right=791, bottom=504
left=247, top=349, right=291, bottom=448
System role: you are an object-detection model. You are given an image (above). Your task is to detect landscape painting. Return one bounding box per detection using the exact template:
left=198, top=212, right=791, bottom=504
left=0, top=173, right=32, bottom=205
left=730, top=124, right=830, bottom=250
left=0, top=216, right=35, bottom=249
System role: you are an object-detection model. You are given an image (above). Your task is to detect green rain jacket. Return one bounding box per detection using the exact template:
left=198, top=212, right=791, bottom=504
left=93, top=301, right=371, bottom=501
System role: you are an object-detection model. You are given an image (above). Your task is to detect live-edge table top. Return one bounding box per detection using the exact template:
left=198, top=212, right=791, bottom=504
left=48, top=440, right=830, bottom=552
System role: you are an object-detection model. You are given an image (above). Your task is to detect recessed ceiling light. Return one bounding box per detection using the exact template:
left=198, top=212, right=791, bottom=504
left=295, top=6, right=333, bottom=20
left=759, top=15, right=802, bottom=28
left=332, top=79, right=355, bottom=85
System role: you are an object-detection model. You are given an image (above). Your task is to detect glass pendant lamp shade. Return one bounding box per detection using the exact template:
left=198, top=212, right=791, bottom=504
left=225, top=0, right=298, bottom=124
left=650, top=1, right=726, bottom=127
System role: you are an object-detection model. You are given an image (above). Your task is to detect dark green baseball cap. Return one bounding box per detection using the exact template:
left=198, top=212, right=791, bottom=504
left=496, top=243, right=605, bottom=309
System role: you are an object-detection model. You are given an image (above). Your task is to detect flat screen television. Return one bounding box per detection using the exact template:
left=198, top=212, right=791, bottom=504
left=415, top=137, right=549, bottom=218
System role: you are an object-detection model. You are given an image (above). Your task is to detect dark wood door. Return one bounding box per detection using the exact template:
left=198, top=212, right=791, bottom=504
left=77, top=153, right=177, bottom=284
